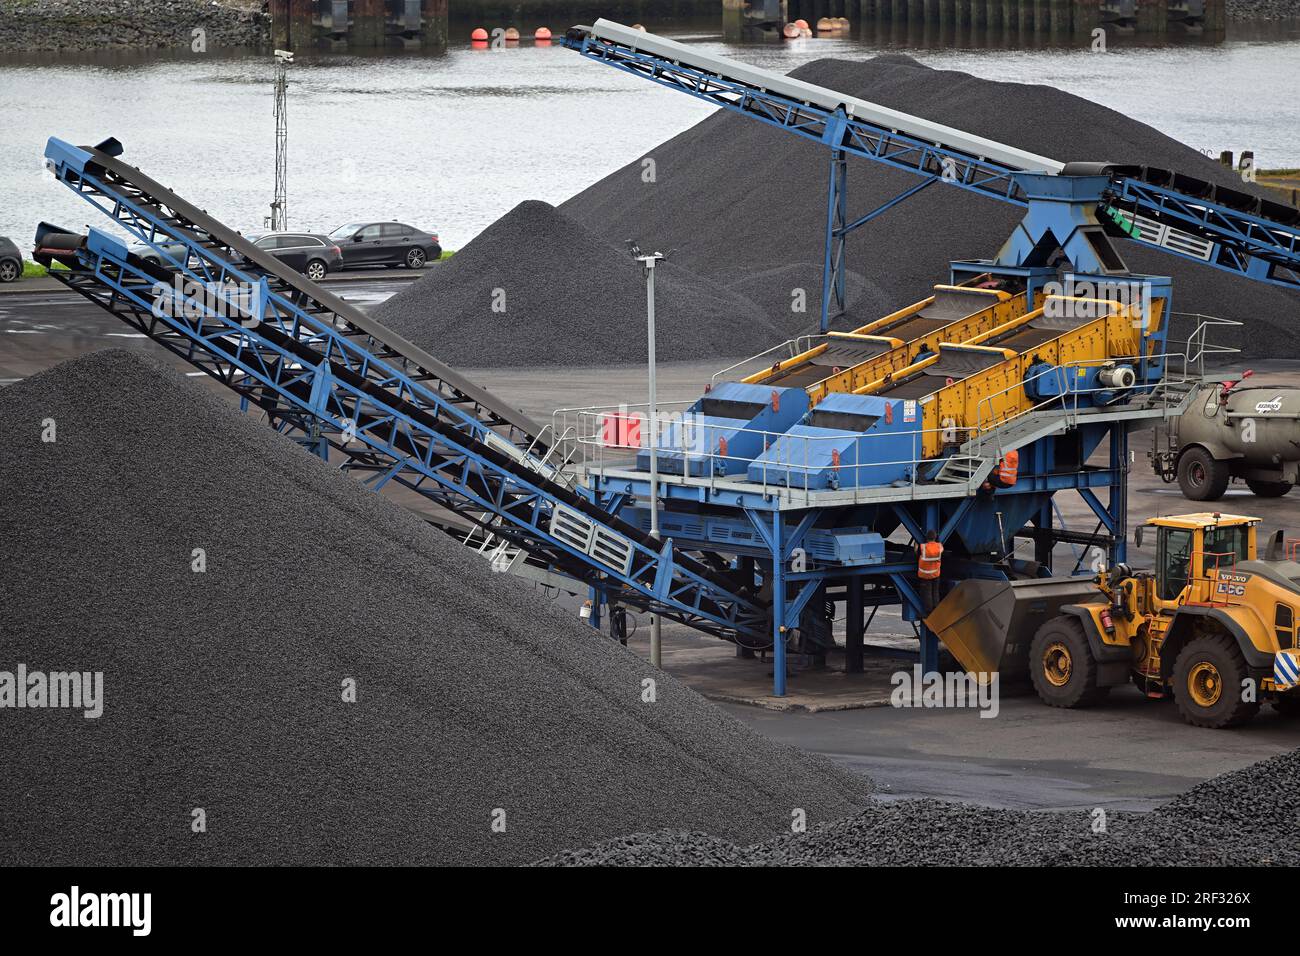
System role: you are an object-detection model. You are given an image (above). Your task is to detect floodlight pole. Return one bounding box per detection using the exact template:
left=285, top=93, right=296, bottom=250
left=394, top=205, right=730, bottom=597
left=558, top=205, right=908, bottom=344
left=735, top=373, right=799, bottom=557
left=632, top=246, right=666, bottom=668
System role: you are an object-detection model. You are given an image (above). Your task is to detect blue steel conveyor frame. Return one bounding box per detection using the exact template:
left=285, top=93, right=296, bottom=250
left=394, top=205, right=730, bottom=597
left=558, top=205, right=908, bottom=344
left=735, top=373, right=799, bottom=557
left=560, top=20, right=1300, bottom=330
left=38, top=137, right=768, bottom=644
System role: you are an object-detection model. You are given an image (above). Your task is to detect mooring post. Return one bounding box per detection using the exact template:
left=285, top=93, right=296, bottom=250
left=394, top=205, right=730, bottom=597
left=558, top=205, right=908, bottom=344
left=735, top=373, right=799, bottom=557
left=350, top=0, right=383, bottom=45
left=422, top=0, right=448, bottom=47
left=289, top=0, right=313, bottom=47
left=1072, top=0, right=1096, bottom=36
left=1138, top=0, right=1168, bottom=34
left=270, top=0, right=291, bottom=47
left=1206, top=0, right=1226, bottom=35
left=1051, top=0, right=1072, bottom=35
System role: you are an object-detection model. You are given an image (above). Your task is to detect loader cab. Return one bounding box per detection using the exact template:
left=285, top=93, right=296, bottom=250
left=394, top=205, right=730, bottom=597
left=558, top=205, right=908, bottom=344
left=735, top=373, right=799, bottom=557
left=1136, top=514, right=1258, bottom=607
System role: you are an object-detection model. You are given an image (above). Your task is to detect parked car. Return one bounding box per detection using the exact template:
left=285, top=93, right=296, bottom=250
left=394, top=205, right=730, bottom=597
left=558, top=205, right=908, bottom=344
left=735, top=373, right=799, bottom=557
left=0, top=236, right=23, bottom=283
left=327, top=221, right=441, bottom=270
left=128, top=239, right=192, bottom=269
left=244, top=232, right=345, bottom=281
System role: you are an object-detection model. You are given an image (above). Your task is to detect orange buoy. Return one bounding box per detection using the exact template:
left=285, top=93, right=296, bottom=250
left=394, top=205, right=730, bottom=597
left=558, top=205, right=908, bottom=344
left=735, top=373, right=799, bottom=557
left=504, top=26, right=520, bottom=42
left=535, top=26, right=552, bottom=40
left=471, top=27, right=488, bottom=41
left=816, top=17, right=834, bottom=32
left=631, top=23, right=646, bottom=31
left=782, top=22, right=800, bottom=38
left=800, top=27, right=813, bottom=37
left=794, top=18, right=809, bottom=29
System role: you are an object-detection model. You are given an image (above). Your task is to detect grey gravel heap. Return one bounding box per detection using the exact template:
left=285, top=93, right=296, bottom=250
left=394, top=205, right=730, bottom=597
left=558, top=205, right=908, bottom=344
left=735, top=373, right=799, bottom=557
left=562, top=54, right=1298, bottom=359
left=0, top=0, right=268, bottom=53
left=537, top=747, right=1300, bottom=866
left=1227, top=0, right=1300, bottom=19
left=0, top=349, right=871, bottom=866
left=374, top=200, right=790, bottom=368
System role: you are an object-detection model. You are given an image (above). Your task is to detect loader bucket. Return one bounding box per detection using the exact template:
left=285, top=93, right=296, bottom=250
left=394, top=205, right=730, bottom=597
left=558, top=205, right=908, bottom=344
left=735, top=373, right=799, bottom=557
left=925, top=577, right=1102, bottom=684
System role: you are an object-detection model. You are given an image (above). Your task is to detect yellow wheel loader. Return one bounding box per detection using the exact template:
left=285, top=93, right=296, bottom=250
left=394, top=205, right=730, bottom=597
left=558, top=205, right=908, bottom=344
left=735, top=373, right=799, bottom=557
left=927, top=513, right=1300, bottom=728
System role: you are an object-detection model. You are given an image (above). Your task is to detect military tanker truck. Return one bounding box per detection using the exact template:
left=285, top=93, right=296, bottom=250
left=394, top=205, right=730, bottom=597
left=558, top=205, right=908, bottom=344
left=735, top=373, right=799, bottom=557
left=1151, top=377, right=1300, bottom=501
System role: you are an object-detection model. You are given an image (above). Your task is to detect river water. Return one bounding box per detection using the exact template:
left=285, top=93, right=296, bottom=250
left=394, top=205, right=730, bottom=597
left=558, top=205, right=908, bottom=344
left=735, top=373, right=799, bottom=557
left=2, top=20, right=1297, bottom=250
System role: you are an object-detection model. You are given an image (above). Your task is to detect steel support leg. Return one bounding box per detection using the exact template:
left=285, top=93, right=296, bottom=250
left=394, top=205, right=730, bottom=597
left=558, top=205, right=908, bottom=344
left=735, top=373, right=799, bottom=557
left=819, top=150, right=848, bottom=333
left=772, top=511, right=787, bottom=697
left=1111, top=423, right=1129, bottom=565
left=921, top=627, right=940, bottom=674
left=846, top=577, right=864, bottom=674
left=819, top=167, right=935, bottom=333
left=1035, top=501, right=1054, bottom=571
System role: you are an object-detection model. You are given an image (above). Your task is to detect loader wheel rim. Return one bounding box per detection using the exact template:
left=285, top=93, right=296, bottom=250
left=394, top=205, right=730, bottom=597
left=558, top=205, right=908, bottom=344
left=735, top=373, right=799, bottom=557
left=1188, top=661, right=1222, bottom=707
left=1189, top=461, right=1206, bottom=486
left=1043, top=641, right=1073, bottom=687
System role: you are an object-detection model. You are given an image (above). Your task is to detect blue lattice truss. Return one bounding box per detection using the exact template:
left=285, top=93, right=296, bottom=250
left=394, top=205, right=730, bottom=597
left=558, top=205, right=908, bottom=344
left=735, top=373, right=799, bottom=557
left=561, top=29, right=1300, bottom=328
left=42, top=139, right=767, bottom=643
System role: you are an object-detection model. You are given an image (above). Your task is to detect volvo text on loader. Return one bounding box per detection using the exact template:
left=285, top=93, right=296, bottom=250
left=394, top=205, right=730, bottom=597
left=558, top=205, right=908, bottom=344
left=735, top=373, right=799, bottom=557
left=928, top=513, right=1300, bottom=728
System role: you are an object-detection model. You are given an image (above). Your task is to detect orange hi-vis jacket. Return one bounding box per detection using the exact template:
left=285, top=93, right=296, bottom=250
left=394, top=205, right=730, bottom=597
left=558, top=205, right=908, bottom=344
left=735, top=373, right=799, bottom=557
left=918, top=540, right=943, bottom=579
left=996, top=450, right=1019, bottom=486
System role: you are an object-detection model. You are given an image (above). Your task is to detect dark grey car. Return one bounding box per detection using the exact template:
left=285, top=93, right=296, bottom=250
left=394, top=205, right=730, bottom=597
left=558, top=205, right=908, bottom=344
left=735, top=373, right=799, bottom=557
left=244, top=232, right=345, bottom=281
left=327, top=222, right=442, bottom=270
left=0, top=236, right=23, bottom=283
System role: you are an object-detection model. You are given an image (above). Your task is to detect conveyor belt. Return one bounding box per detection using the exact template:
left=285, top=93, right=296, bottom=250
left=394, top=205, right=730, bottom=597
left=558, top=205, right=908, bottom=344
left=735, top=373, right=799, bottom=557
left=565, top=24, right=1300, bottom=290
left=41, top=136, right=769, bottom=644
left=877, top=349, right=1007, bottom=399
left=916, top=288, right=1005, bottom=326
left=47, top=137, right=545, bottom=450
left=763, top=337, right=892, bottom=388
left=573, top=19, right=1063, bottom=176
left=754, top=286, right=1010, bottom=391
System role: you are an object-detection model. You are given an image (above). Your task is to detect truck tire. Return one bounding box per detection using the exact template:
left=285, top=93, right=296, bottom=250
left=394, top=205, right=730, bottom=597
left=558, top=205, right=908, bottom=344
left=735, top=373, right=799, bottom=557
left=1177, top=447, right=1230, bottom=501
left=1029, top=616, right=1109, bottom=709
left=1245, top=479, right=1292, bottom=498
left=1172, top=632, right=1259, bottom=728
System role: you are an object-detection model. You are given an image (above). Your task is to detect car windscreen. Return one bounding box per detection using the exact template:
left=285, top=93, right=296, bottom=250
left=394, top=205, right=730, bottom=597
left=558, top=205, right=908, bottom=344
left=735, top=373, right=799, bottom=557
left=329, top=223, right=367, bottom=239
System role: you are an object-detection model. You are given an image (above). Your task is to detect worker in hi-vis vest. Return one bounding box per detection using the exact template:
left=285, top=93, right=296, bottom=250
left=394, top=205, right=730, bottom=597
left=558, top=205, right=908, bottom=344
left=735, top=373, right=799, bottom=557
left=980, top=449, right=1019, bottom=495
left=916, top=529, right=943, bottom=615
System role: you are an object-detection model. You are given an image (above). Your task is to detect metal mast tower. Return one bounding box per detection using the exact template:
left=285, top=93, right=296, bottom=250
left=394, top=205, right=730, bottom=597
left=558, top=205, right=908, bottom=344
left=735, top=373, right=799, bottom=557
left=268, top=49, right=293, bottom=231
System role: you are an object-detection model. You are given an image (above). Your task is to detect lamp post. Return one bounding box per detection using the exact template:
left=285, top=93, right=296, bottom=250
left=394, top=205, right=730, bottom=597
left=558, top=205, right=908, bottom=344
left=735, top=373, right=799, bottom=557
left=628, top=240, right=665, bottom=668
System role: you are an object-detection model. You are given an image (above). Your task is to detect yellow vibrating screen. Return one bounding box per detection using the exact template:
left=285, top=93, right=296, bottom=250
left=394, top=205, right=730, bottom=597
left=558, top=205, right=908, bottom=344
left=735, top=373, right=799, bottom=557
left=742, top=283, right=1020, bottom=397
left=853, top=293, right=1166, bottom=458
left=805, top=290, right=1030, bottom=405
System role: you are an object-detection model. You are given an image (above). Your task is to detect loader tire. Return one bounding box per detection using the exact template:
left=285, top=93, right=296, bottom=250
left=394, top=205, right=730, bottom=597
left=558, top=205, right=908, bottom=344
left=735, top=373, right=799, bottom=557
left=1177, top=447, right=1229, bottom=501
left=1173, top=633, right=1260, bottom=728
left=1029, top=616, right=1109, bottom=709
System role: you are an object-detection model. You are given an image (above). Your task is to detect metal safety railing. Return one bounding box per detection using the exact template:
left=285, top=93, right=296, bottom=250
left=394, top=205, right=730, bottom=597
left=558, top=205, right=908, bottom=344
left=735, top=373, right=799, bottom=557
left=968, top=316, right=1241, bottom=462
left=709, top=333, right=828, bottom=386
left=553, top=317, right=1241, bottom=503
left=552, top=400, right=981, bottom=503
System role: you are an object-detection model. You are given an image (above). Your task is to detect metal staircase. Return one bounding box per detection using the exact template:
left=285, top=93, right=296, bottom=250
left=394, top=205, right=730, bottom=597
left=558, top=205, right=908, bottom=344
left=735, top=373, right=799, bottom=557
left=932, top=453, right=995, bottom=487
